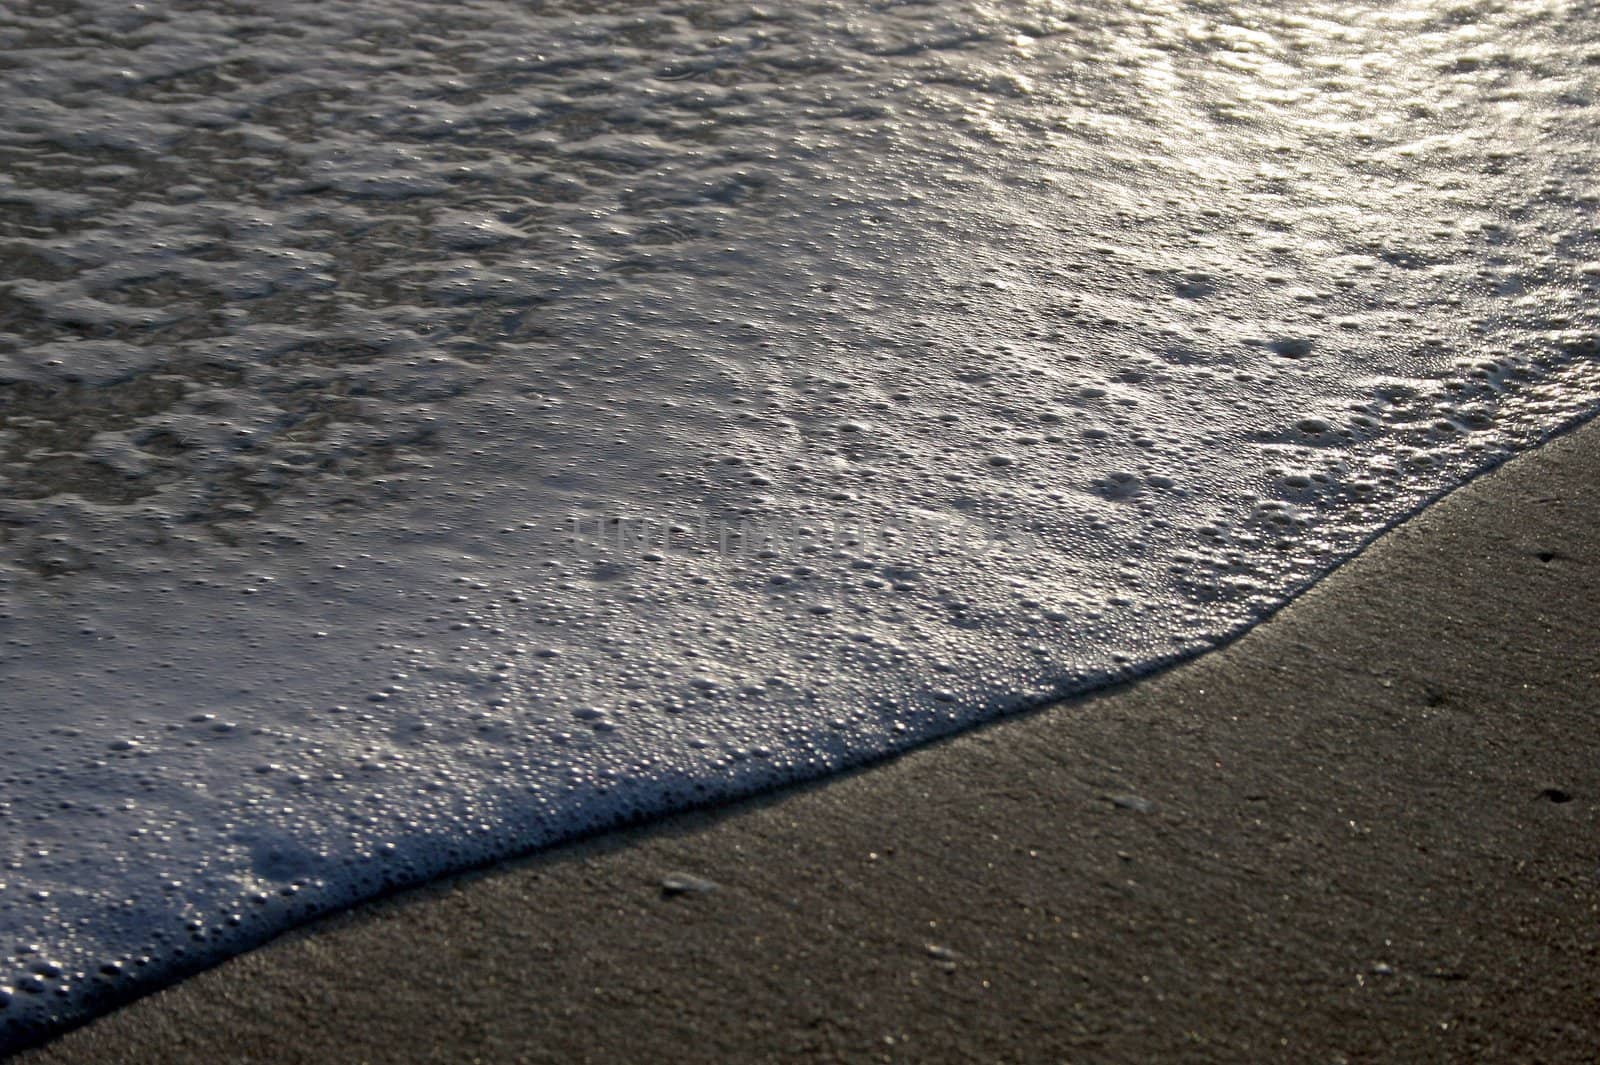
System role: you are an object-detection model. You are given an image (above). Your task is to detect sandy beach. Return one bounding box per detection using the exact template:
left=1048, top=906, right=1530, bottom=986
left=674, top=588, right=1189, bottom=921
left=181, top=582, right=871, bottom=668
left=5, top=3, right=1600, bottom=1059
left=19, top=416, right=1600, bottom=1063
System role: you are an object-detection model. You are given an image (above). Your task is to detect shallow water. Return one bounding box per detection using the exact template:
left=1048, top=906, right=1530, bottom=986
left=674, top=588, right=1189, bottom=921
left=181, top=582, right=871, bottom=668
left=1, top=0, right=1598, bottom=1045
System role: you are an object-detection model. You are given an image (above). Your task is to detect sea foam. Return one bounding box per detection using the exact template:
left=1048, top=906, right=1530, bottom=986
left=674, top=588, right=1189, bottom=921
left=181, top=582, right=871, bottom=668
left=1, top=0, right=1598, bottom=1046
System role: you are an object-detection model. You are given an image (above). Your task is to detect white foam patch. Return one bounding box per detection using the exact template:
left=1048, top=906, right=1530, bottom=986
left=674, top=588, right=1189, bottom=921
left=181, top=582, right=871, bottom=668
left=1, top=0, right=1598, bottom=1044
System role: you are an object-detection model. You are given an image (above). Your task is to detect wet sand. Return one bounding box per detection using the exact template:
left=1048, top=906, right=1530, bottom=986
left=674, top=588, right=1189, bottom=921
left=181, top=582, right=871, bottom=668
left=22, top=416, right=1600, bottom=1063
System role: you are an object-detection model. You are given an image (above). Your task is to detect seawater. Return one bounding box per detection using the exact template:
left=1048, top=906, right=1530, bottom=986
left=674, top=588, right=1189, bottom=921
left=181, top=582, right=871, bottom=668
left=2, top=0, right=1598, bottom=1046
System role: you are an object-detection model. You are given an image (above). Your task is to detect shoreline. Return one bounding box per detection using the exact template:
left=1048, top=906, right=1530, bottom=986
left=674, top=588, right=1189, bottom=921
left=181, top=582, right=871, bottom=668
left=23, top=416, right=1600, bottom=1063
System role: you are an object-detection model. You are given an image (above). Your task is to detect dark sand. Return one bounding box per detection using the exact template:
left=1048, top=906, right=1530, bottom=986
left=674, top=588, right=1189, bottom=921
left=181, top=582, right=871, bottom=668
left=24, top=418, right=1600, bottom=1063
